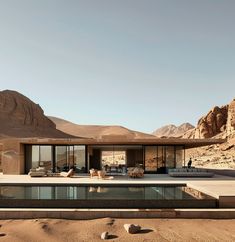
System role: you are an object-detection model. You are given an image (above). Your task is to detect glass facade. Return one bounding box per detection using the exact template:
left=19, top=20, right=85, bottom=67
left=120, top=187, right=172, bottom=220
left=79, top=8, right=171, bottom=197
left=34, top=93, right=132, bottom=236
left=25, top=144, right=184, bottom=174
left=25, top=145, right=86, bottom=173
left=144, top=145, right=184, bottom=173
left=28, top=145, right=53, bottom=171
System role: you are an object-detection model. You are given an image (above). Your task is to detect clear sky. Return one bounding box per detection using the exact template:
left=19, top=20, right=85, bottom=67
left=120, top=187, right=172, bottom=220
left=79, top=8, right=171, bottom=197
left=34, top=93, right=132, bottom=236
left=0, top=0, right=235, bottom=133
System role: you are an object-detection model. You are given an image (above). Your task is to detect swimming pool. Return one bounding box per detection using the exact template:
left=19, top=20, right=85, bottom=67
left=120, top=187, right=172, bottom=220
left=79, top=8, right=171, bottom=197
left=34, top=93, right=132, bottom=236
left=0, top=184, right=217, bottom=208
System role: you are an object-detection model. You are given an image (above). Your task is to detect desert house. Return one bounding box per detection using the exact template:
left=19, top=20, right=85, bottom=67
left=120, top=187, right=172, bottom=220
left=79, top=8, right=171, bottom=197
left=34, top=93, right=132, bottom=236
left=0, top=136, right=223, bottom=175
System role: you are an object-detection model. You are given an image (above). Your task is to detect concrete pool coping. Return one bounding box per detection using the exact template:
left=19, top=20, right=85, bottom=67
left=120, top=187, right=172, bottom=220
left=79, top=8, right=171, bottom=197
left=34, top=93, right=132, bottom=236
left=1, top=208, right=235, bottom=219
left=1, top=174, right=235, bottom=208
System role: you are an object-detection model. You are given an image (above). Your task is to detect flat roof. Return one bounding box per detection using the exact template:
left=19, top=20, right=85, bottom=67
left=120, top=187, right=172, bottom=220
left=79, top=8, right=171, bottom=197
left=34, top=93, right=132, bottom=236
left=2, top=137, right=225, bottom=149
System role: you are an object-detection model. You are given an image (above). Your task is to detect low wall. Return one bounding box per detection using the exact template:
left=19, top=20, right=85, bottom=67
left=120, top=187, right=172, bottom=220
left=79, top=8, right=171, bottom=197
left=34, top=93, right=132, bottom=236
left=0, top=209, right=235, bottom=219
left=0, top=199, right=217, bottom=209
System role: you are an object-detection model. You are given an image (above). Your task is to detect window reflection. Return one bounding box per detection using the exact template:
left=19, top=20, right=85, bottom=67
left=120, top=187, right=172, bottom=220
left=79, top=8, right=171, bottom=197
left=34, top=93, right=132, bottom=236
left=165, top=146, right=175, bottom=169
left=74, top=145, right=86, bottom=173
left=26, top=145, right=86, bottom=173
left=145, top=146, right=157, bottom=172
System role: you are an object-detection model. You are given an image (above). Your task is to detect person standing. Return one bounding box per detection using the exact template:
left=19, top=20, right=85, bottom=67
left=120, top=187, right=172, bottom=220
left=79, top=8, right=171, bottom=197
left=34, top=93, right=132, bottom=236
left=187, top=158, right=192, bottom=168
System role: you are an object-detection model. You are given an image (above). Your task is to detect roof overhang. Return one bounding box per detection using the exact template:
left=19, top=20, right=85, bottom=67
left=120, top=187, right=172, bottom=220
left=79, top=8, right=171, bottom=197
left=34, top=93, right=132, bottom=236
left=4, top=137, right=226, bottom=149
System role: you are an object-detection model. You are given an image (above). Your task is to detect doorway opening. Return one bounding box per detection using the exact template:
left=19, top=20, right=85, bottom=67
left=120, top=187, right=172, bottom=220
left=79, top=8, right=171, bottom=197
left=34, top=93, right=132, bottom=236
left=101, top=150, right=126, bottom=174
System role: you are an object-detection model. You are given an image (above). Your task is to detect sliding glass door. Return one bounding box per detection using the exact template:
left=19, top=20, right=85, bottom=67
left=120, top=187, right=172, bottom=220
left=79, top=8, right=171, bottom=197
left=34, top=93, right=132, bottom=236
left=144, top=145, right=183, bottom=173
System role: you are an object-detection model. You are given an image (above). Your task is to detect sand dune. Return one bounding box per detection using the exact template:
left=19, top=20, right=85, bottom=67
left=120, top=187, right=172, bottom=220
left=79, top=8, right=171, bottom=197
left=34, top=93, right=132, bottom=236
left=49, top=116, right=156, bottom=139
left=0, top=218, right=234, bottom=242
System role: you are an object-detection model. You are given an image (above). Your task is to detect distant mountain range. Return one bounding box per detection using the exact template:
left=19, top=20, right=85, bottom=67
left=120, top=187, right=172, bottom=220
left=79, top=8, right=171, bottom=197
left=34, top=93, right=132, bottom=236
left=152, top=123, right=194, bottom=138
left=0, top=90, right=234, bottom=142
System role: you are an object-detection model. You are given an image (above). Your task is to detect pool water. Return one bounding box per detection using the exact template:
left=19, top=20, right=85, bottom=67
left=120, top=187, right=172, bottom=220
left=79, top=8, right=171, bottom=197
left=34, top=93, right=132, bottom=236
left=0, top=184, right=217, bottom=208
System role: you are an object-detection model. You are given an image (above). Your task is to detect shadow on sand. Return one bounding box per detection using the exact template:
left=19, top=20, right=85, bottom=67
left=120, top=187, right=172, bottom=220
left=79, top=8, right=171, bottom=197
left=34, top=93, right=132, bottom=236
left=138, top=229, right=154, bottom=234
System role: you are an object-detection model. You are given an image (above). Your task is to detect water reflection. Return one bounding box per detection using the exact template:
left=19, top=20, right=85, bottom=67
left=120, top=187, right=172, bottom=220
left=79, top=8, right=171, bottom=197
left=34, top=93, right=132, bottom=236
left=0, top=185, right=211, bottom=200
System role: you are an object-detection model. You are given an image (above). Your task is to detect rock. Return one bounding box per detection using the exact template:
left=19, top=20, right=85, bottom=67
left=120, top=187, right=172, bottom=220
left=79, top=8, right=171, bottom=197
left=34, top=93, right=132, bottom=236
left=226, top=99, right=235, bottom=137
left=194, top=106, right=228, bottom=138
left=0, top=90, right=73, bottom=138
left=183, top=98, right=235, bottom=139
left=0, top=90, right=55, bottom=128
left=101, top=231, right=109, bottom=240
left=124, top=224, right=141, bottom=234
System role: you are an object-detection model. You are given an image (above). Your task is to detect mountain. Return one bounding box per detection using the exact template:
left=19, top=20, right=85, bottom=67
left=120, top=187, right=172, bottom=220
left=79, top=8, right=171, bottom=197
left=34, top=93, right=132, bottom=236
left=184, top=98, right=235, bottom=170
left=49, top=116, right=156, bottom=139
left=152, top=123, right=194, bottom=138
left=0, top=90, right=74, bottom=138
left=183, top=98, right=235, bottom=139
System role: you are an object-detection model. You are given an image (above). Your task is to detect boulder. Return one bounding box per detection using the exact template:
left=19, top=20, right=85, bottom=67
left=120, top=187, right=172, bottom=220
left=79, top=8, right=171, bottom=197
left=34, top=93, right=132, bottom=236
left=101, top=231, right=109, bottom=240
left=124, top=224, right=141, bottom=234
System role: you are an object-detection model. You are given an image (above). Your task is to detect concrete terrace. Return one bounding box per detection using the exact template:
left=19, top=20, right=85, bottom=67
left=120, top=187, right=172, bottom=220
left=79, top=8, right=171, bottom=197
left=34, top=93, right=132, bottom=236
left=1, top=173, right=235, bottom=200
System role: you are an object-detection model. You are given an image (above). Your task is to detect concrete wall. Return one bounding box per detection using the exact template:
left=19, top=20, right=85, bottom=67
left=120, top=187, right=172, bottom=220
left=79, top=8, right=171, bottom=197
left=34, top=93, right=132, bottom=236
left=1, top=140, right=24, bottom=174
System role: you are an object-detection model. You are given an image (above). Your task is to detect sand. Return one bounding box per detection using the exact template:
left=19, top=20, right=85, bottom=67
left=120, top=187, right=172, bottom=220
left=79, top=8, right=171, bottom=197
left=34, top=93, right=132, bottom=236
left=0, top=218, right=234, bottom=242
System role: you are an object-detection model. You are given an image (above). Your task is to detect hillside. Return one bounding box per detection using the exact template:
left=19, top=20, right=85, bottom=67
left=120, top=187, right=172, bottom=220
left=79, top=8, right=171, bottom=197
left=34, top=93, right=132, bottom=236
left=185, top=98, right=235, bottom=170
left=152, top=123, right=194, bottom=138
left=0, top=90, right=74, bottom=138
left=49, top=116, right=156, bottom=139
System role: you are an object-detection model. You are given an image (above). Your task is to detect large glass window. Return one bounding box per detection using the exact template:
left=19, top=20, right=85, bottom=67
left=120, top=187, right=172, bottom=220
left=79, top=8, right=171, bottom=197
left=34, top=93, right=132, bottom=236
left=88, top=145, right=143, bottom=174
left=176, top=146, right=184, bottom=168
left=26, top=145, right=86, bottom=174
left=56, top=146, right=67, bottom=172
left=74, top=145, right=86, bottom=173
left=145, top=146, right=157, bottom=172
left=31, top=145, right=52, bottom=171
left=101, top=150, right=126, bottom=173
left=165, top=146, right=175, bottom=169
left=40, top=146, right=52, bottom=171
left=32, top=145, right=40, bottom=168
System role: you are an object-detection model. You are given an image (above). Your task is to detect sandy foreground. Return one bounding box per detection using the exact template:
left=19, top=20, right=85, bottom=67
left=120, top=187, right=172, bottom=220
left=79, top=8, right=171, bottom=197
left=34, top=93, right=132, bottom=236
left=0, top=218, right=234, bottom=242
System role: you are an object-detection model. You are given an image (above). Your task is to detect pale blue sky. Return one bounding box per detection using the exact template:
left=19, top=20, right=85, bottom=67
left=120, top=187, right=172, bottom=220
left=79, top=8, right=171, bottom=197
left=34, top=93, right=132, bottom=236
left=0, top=0, right=235, bottom=133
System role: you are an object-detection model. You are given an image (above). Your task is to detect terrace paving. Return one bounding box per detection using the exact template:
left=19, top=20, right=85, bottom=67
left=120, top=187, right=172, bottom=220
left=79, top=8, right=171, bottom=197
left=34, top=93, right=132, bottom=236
left=0, top=173, right=235, bottom=199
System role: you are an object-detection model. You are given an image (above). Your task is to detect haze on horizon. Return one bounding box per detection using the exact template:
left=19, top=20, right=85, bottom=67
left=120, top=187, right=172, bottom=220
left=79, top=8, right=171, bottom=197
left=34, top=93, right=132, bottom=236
left=0, top=0, right=235, bottom=133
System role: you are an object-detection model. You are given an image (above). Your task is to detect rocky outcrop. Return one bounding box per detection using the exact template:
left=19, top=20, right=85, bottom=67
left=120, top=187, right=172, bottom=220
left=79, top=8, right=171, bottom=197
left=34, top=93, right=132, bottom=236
left=154, top=98, right=235, bottom=140
left=152, top=123, right=194, bottom=138
left=193, top=106, right=228, bottom=138
left=0, top=90, right=73, bottom=138
left=0, top=90, right=55, bottom=128
left=183, top=98, right=235, bottom=139
left=226, top=99, right=235, bottom=137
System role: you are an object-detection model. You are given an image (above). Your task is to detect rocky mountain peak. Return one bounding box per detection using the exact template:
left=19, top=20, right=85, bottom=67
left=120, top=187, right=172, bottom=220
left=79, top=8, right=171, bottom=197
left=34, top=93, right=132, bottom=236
left=0, top=90, right=72, bottom=138
left=152, top=123, right=194, bottom=138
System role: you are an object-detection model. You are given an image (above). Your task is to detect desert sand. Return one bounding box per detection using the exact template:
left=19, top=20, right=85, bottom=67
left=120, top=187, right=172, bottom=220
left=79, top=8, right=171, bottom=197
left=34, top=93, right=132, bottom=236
left=0, top=218, right=234, bottom=242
